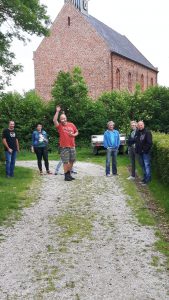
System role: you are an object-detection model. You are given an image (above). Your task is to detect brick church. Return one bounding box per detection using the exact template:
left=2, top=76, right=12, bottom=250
left=34, top=0, right=158, bottom=101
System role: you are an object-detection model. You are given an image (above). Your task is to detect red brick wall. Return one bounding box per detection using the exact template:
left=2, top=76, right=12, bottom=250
left=34, top=3, right=112, bottom=101
left=112, top=54, right=157, bottom=92
left=34, top=3, right=158, bottom=101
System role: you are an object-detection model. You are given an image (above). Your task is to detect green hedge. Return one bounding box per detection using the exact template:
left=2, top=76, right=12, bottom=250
left=152, top=132, right=169, bottom=185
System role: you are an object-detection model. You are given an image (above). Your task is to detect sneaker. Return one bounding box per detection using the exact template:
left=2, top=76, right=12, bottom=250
left=40, top=171, right=43, bottom=175
left=127, top=176, right=135, bottom=180
left=106, top=174, right=111, bottom=177
left=141, top=181, right=147, bottom=186
left=71, top=170, right=77, bottom=174
left=55, top=172, right=64, bottom=175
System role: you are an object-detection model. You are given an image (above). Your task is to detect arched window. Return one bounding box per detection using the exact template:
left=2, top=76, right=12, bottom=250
left=140, top=74, right=144, bottom=91
left=68, top=16, right=70, bottom=26
left=150, top=78, right=154, bottom=86
left=128, top=72, right=132, bottom=92
left=116, top=68, right=120, bottom=90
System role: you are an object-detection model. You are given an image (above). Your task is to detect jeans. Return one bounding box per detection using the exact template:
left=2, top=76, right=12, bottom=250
left=5, top=150, right=17, bottom=177
left=128, top=146, right=136, bottom=177
left=106, top=148, right=118, bottom=175
left=34, top=146, right=49, bottom=172
left=139, top=153, right=151, bottom=183
left=55, top=160, right=62, bottom=173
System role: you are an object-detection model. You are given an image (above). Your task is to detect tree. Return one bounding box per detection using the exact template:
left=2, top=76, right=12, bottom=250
left=0, top=0, right=50, bottom=89
left=98, top=90, right=131, bottom=134
left=51, top=67, right=92, bottom=138
left=51, top=67, right=109, bottom=140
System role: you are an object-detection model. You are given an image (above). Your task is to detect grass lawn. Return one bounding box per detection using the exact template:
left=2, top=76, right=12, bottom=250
left=0, top=164, right=37, bottom=226
left=17, top=147, right=127, bottom=164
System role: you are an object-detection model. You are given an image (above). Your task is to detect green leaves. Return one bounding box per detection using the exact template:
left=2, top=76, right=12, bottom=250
left=0, top=69, right=169, bottom=159
left=152, top=132, right=169, bottom=185
left=0, top=90, right=46, bottom=149
left=0, top=0, right=51, bottom=89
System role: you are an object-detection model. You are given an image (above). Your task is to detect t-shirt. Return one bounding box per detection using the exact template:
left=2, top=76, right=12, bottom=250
left=2, top=128, right=18, bottom=151
left=57, top=122, right=78, bottom=147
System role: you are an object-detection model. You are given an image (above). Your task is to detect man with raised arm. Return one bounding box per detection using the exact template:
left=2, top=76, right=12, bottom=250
left=53, top=106, right=78, bottom=181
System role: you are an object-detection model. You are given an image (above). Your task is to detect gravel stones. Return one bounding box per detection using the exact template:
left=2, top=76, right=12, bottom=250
left=0, top=161, right=168, bottom=299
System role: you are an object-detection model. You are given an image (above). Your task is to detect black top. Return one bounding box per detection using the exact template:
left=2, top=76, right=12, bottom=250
left=127, top=129, right=137, bottom=147
left=2, top=128, right=18, bottom=151
left=135, top=128, right=152, bottom=154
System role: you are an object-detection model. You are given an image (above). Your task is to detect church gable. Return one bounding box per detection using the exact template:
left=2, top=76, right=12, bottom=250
left=35, top=2, right=109, bottom=56
left=34, top=1, right=158, bottom=101
left=34, top=2, right=112, bottom=100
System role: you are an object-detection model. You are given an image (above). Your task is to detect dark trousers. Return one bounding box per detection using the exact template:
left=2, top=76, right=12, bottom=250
left=34, top=146, right=49, bottom=172
left=128, top=146, right=136, bottom=177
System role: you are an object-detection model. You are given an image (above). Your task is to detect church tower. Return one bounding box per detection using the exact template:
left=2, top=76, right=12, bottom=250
left=64, top=0, right=89, bottom=16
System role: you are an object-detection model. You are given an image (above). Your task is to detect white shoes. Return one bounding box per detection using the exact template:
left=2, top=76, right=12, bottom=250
left=127, top=176, right=135, bottom=180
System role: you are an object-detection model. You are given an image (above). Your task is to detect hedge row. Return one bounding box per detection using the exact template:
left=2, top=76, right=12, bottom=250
left=152, top=132, right=169, bottom=185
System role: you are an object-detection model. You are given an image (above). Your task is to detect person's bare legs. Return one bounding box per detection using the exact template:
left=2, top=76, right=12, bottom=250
left=64, top=161, right=76, bottom=181
left=63, top=163, right=70, bottom=174
left=69, top=161, right=73, bottom=171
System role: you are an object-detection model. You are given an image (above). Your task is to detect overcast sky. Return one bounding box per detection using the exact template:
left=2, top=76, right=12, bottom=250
left=7, top=0, right=169, bottom=93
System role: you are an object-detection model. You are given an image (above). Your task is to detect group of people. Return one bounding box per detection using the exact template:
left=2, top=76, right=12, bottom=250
left=104, top=120, right=152, bottom=185
left=128, top=120, right=152, bottom=185
left=2, top=106, right=79, bottom=181
left=2, top=106, right=152, bottom=185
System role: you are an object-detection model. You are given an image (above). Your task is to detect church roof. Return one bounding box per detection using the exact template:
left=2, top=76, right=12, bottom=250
left=85, top=15, right=157, bottom=71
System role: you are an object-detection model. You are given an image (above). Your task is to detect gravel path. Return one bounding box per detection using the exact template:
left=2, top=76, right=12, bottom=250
left=0, top=160, right=169, bottom=299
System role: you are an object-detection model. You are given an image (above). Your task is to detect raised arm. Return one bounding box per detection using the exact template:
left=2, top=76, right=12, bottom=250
left=53, top=105, right=61, bottom=127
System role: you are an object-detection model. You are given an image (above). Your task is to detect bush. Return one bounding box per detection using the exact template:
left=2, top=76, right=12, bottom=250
left=0, top=143, right=5, bottom=162
left=98, top=90, right=131, bottom=134
left=0, top=91, right=46, bottom=149
left=0, top=71, right=169, bottom=159
left=142, top=86, right=169, bottom=132
left=152, top=132, right=169, bottom=185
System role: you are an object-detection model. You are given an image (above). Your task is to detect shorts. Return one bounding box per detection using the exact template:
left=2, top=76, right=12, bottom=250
left=60, top=147, right=76, bottom=164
